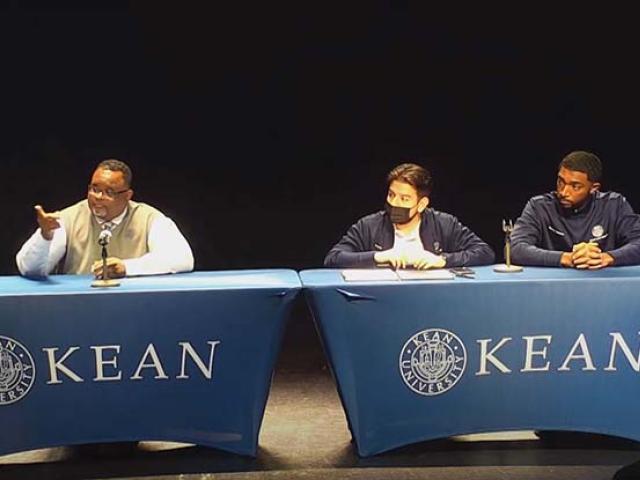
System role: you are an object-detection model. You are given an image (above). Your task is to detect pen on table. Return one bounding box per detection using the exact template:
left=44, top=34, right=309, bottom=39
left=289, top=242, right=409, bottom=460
left=455, top=272, right=475, bottom=279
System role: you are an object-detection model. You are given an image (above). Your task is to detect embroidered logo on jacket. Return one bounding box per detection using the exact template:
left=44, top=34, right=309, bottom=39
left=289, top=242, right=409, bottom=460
left=591, top=225, right=606, bottom=239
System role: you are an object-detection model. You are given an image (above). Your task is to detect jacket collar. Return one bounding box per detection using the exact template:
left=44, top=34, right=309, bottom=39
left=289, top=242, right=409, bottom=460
left=555, top=192, right=595, bottom=217
left=378, top=209, right=433, bottom=250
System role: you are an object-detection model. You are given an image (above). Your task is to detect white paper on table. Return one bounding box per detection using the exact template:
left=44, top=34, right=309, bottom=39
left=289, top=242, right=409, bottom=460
left=395, top=269, right=455, bottom=281
left=341, top=269, right=400, bottom=282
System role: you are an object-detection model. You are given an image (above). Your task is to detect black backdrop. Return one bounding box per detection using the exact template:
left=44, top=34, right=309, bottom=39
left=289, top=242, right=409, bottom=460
left=3, top=3, right=640, bottom=274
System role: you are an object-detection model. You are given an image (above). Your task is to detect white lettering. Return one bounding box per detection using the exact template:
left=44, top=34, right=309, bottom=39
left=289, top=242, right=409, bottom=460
left=91, top=345, right=122, bottom=381
left=43, top=347, right=84, bottom=384
left=605, top=332, right=640, bottom=371
left=476, top=337, right=512, bottom=375
left=403, top=370, right=416, bottom=382
left=521, top=335, right=552, bottom=372
left=130, top=344, right=169, bottom=380
left=558, top=334, right=596, bottom=371
left=177, top=341, right=221, bottom=379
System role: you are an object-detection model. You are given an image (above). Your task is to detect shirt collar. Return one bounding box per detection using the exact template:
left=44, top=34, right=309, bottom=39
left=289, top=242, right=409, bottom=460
left=95, top=207, right=127, bottom=227
left=394, top=219, right=422, bottom=240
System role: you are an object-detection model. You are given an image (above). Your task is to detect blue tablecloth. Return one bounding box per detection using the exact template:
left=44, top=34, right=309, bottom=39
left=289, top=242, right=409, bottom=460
left=300, top=266, right=640, bottom=456
left=0, top=270, right=301, bottom=456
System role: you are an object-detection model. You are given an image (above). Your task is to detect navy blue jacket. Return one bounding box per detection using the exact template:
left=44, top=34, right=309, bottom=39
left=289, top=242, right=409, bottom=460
left=511, top=191, right=640, bottom=267
left=324, top=208, right=495, bottom=268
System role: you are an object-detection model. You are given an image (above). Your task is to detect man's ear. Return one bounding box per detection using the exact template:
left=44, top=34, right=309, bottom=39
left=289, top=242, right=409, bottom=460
left=590, top=182, right=601, bottom=194
left=126, top=189, right=134, bottom=201
left=418, top=196, right=429, bottom=212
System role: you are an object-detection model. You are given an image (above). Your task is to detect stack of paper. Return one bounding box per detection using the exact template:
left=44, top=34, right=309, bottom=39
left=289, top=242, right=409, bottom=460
left=341, top=269, right=399, bottom=282
left=395, top=269, right=455, bottom=281
left=341, top=269, right=456, bottom=282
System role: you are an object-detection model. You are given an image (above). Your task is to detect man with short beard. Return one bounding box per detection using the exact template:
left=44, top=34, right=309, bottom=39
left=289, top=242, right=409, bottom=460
left=16, top=159, right=193, bottom=278
left=511, top=150, right=640, bottom=269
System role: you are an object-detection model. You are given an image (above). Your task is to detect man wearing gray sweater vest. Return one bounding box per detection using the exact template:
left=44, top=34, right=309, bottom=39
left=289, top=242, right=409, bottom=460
left=16, top=159, right=194, bottom=278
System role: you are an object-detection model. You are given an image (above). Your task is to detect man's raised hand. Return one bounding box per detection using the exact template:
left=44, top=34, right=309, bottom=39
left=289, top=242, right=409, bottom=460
left=34, top=205, right=60, bottom=240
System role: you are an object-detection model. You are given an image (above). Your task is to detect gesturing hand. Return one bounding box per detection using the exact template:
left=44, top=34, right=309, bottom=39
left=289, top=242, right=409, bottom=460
left=34, top=205, right=61, bottom=240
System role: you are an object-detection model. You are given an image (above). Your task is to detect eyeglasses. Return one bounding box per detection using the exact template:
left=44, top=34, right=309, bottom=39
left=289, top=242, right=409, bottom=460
left=88, top=185, right=130, bottom=200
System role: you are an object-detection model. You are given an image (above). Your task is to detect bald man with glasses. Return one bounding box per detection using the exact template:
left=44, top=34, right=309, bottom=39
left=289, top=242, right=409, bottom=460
left=16, top=159, right=193, bottom=278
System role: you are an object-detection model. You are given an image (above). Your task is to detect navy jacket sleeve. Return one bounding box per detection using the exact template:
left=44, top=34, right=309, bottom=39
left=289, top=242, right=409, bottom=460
left=511, top=200, right=564, bottom=266
left=439, top=215, right=495, bottom=267
left=608, top=198, right=640, bottom=266
left=324, top=217, right=377, bottom=268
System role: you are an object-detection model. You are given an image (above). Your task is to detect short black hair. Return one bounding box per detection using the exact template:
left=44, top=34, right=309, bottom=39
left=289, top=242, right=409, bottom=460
left=559, top=151, right=602, bottom=182
left=387, top=163, right=432, bottom=197
left=97, top=159, right=133, bottom=187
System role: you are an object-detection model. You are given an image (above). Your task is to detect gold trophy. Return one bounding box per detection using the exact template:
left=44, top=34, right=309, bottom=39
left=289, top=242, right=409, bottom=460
left=494, top=219, right=523, bottom=273
left=91, top=229, right=120, bottom=288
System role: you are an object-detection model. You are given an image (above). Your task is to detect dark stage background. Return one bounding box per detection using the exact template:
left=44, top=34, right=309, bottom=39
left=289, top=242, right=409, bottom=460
left=2, top=3, right=639, bottom=274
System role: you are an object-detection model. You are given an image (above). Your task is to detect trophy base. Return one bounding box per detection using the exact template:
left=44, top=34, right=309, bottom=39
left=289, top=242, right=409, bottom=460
left=493, top=264, right=524, bottom=273
left=91, top=278, right=121, bottom=288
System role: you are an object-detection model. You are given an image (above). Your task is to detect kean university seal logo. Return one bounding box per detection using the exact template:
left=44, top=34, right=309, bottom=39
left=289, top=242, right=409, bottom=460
left=0, top=336, right=35, bottom=405
left=399, top=328, right=466, bottom=396
left=591, top=224, right=605, bottom=239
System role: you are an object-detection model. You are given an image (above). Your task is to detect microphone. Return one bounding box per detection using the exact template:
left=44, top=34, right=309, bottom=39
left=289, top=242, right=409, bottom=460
left=92, top=222, right=120, bottom=288
left=98, top=228, right=112, bottom=246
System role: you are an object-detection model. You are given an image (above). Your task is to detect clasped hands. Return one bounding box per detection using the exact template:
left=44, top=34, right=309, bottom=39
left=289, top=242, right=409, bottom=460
left=561, top=242, right=614, bottom=270
left=374, top=248, right=446, bottom=270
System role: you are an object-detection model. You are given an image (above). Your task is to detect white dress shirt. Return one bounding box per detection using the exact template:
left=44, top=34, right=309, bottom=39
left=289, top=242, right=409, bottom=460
left=16, top=208, right=194, bottom=277
left=392, top=220, right=443, bottom=263
left=393, top=221, right=426, bottom=256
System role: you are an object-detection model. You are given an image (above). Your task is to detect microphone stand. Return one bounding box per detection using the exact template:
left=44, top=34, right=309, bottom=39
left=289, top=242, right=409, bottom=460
left=494, top=219, right=523, bottom=273
left=91, top=233, right=120, bottom=288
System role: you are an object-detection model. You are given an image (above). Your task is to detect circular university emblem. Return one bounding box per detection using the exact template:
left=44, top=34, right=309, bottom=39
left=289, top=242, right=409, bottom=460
left=591, top=225, right=605, bottom=238
left=399, top=328, right=466, bottom=396
left=0, top=336, right=36, bottom=405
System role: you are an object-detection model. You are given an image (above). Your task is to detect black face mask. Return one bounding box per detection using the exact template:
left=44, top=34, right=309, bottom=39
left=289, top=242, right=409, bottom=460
left=385, top=201, right=418, bottom=224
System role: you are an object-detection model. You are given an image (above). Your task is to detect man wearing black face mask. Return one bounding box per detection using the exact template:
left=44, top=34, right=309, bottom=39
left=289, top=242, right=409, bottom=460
left=511, top=150, right=640, bottom=268
left=324, top=163, right=495, bottom=269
